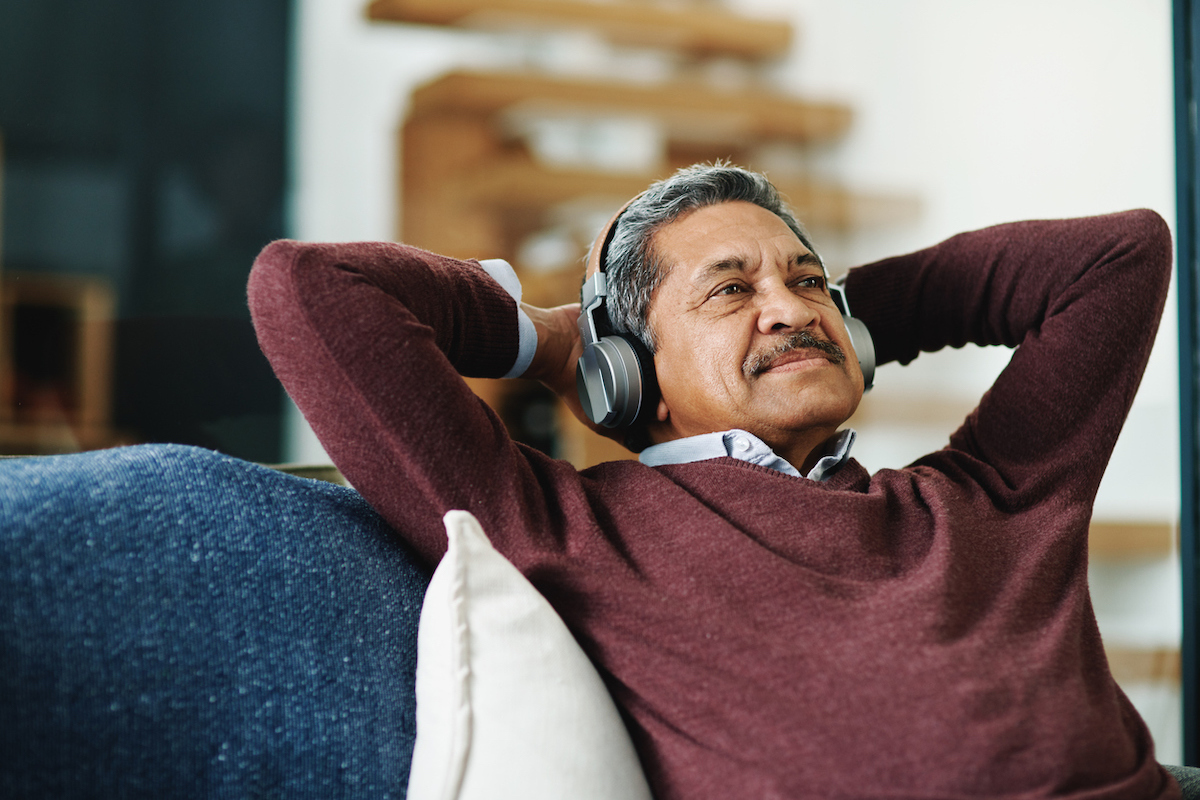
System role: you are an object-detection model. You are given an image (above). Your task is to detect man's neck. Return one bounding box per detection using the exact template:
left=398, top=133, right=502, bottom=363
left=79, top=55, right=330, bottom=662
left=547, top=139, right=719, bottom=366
left=774, top=427, right=844, bottom=475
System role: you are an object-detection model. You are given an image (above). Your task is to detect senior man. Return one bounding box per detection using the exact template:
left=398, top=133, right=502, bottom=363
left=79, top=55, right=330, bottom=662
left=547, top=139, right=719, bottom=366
left=248, top=164, right=1179, bottom=798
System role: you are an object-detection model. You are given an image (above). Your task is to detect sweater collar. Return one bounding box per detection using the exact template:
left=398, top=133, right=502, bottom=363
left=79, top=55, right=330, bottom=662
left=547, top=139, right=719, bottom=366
left=638, top=428, right=856, bottom=481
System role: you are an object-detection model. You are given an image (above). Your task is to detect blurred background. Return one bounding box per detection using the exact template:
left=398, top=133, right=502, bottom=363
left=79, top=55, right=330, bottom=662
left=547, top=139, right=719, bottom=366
left=0, top=0, right=1182, bottom=763
left=0, top=0, right=289, bottom=462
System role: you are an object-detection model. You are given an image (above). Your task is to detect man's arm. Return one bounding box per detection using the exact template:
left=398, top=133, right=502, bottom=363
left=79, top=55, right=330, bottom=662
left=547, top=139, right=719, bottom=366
left=248, top=240, right=584, bottom=565
left=843, top=209, right=1173, bottom=502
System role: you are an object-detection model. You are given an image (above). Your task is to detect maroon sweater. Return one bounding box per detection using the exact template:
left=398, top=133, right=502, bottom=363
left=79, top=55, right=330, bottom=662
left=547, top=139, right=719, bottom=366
left=249, top=210, right=1175, bottom=799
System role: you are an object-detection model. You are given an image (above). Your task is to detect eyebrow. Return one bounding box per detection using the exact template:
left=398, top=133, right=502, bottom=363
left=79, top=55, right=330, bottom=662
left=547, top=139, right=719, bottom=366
left=691, top=252, right=823, bottom=288
left=691, top=256, right=746, bottom=287
left=792, top=253, right=824, bottom=272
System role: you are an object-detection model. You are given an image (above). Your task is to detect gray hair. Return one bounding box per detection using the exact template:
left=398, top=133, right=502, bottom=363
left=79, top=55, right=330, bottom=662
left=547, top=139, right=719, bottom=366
left=599, top=163, right=821, bottom=352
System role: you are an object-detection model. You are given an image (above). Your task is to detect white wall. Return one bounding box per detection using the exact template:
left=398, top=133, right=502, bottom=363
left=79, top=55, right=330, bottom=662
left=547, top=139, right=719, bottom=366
left=750, top=1, right=1177, bottom=518
left=291, top=0, right=1183, bottom=761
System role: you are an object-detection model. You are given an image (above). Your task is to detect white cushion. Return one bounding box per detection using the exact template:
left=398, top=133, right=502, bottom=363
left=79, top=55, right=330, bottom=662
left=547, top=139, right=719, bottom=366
left=406, top=510, right=653, bottom=800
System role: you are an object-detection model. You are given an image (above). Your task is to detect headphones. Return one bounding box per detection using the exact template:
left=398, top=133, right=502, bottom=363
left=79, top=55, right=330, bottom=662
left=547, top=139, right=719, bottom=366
left=576, top=204, right=659, bottom=429
left=575, top=202, right=876, bottom=431
left=828, top=281, right=876, bottom=391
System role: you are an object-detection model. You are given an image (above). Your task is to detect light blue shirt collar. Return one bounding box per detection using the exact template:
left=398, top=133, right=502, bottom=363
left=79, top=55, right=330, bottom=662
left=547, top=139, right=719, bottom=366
left=639, top=428, right=856, bottom=481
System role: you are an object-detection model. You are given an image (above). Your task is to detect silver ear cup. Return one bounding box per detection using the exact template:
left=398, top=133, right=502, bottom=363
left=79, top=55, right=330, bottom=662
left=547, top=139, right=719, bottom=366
left=828, top=280, right=875, bottom=391
left=842, top=316, right=875, bottom=391
left=575, top=335, right=647, bottom=428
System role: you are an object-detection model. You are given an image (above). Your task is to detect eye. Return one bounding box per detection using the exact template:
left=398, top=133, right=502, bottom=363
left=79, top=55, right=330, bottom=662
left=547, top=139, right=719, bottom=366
left=713, top=282, right=748, bottom=296
left=792, top=274, right=827, bottom=291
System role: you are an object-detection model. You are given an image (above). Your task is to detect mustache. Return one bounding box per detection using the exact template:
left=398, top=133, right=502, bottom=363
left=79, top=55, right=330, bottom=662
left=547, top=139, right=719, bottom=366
left=743, top=330, right=846, bottom=378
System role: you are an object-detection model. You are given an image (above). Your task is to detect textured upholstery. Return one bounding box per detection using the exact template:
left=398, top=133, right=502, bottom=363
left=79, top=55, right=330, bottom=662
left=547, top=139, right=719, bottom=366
left=0, top=444, right=430, bottom=798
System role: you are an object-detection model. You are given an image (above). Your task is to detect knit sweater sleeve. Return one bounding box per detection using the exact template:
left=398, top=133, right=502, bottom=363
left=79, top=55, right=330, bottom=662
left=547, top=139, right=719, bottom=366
left=843, top=210, right=1172, bottom=503
left=247, top=239, right=552, bottom=565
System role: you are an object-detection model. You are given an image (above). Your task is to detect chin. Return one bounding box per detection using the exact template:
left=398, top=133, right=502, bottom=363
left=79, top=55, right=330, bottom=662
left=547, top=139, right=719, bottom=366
left=768, top=384, right=859, bottom=424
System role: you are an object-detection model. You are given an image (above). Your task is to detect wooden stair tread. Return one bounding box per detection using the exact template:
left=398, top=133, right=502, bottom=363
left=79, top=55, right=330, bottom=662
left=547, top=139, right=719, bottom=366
left=456, top=154, right=919, bottom=231
left=409, top=70, right=853, bottom=144
left=366, top=0, right=792, bottom=60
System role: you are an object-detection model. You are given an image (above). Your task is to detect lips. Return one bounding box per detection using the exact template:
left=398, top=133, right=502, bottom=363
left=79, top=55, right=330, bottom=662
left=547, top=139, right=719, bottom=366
left=766, top=351, right=831, bottom=370
left=743, top=331, right=846, bottom=378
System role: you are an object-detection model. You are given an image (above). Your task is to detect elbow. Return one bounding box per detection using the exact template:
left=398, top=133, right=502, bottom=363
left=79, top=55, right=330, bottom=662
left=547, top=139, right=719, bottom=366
left=247, top=239, right=308, bottom=319
left=1126, top=208, right=1174, bottom=288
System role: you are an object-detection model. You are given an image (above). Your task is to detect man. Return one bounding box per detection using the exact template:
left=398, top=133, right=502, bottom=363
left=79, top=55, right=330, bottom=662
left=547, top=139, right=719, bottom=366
left=248, top=164, right=1178, bottom=798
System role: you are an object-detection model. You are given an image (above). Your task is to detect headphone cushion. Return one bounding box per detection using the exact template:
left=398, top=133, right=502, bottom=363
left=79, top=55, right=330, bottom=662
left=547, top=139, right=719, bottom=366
left=576, top=334, right=656, bottom=428
left=842, top=316, right=876, bottom=390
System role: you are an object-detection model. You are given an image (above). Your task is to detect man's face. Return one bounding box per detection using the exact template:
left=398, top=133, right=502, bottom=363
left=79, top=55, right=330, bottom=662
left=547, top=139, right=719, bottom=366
left=645, top=201, right=864, bottom=456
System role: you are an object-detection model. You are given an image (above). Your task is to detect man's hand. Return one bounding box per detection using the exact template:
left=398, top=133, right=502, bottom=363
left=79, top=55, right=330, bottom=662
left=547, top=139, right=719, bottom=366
left=521, top=302, right=626, bottom=444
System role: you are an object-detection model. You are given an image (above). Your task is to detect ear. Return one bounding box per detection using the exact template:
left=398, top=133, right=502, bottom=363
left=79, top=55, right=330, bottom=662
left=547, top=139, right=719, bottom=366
left=656, top=396, right=670, bottom=423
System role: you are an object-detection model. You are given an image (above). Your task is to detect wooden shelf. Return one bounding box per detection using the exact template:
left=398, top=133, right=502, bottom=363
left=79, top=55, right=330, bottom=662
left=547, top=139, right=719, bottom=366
left=410, top=70, right=853, bottom=144
left=366, top=0, right=792, bottom=61
left=1089, top=520, right=1175, bottom=559
left=1105, top=645, right=1180, bottom=684
left=458, top=154, right=919, bottom=232
left=266, top=463, right=349, bottom=486
left=0, top=421, right=123, bottom=455
left=0, top=273, right=118, bottom=454
left=397, top=72, right=892, bottom=266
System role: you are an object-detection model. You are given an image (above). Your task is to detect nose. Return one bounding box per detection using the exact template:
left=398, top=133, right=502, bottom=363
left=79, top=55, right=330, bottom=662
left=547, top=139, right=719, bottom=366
left=756, top=280, right=820, bottom=335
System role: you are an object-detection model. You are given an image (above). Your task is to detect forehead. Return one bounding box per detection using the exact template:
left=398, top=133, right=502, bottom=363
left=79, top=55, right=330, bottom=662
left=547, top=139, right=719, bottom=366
left=651, top=201, right=813, bottom=279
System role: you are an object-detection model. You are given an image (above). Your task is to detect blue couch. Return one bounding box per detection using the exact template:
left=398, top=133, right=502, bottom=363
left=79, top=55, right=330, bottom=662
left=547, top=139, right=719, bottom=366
left=0, top=445, right=430, bottom=798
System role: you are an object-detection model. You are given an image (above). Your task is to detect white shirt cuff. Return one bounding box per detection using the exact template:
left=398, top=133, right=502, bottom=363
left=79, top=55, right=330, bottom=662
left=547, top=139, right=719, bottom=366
left=478, top=258, right=537, bottom=379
